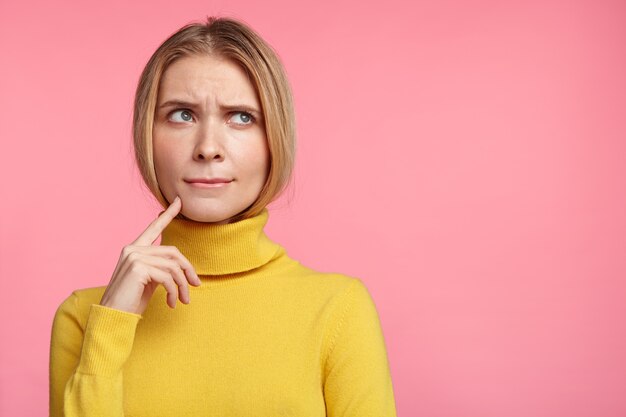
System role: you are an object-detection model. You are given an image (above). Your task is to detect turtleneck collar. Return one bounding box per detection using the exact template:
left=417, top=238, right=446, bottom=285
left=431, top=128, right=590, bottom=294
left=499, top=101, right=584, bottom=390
left=159, top=207, right=282, bottom=276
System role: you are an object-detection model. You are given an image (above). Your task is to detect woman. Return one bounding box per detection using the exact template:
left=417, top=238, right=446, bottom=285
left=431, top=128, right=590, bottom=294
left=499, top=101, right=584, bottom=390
left=49, top=16, right=397, bottom=417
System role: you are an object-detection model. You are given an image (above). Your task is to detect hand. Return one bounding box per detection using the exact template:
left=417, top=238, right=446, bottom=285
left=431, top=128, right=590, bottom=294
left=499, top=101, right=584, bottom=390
left=99, top=196, right=202, bottom=315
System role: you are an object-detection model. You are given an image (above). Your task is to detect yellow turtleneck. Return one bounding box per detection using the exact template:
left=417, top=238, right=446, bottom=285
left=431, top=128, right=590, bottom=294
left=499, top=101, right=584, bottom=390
left=49, top=208, right=397, bottom=416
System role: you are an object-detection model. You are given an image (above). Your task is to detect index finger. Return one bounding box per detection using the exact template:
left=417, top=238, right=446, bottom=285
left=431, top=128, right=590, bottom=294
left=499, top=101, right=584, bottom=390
left=132, top=196, right=182, bottom=246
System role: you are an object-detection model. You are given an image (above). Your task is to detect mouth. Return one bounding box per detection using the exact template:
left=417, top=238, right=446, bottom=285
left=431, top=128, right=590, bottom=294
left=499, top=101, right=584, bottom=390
left=184, top=178, right=233, bottom=189
left=184, top=178, right=233, bottom=184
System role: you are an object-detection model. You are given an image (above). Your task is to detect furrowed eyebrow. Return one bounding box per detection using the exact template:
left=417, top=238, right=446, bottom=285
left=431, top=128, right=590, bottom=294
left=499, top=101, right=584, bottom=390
left=220, top=104, right=261, bottom=117
left=158, top=100, right=262, bottom=117
left=158, top=100, right=198, bottom=110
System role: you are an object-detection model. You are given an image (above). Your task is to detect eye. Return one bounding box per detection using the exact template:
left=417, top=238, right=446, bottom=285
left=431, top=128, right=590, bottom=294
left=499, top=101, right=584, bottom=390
left=169, top=109, right=194, bottom=123
left=230, top=111, right=255, bottom=126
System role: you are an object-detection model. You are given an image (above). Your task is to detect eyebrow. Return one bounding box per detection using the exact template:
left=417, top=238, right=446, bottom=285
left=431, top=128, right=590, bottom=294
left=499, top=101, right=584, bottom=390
left=158, top=100, right=262, bottom=116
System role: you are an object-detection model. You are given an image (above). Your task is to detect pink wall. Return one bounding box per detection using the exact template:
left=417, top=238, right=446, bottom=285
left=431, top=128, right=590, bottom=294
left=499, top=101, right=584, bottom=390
left=1, top=0, right=625, bottom=415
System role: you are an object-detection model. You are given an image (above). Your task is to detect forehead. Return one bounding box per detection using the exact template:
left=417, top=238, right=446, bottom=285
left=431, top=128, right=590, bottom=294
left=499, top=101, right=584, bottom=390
left=157, top=54, right=258, bottom=104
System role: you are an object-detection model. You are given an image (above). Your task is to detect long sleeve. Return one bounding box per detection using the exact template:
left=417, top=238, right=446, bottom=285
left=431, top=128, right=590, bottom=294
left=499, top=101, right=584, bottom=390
left=49, top=292, right=142, bottom=417
left=322, top=279, right=398, bottom=417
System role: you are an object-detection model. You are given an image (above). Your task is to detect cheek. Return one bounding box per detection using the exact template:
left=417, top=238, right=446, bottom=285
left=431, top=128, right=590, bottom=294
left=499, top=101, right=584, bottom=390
left=241, top=137, right=270, bottom=179
left=153, top=135, right=181, bottom=178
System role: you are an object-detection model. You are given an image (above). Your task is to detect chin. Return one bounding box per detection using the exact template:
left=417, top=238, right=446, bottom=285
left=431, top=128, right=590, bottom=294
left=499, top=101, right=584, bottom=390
left=180, top=208, right=231, bottom=224
left=184, top=213, right=231, bottom=224
left=178, top=200, right=245, bottom=224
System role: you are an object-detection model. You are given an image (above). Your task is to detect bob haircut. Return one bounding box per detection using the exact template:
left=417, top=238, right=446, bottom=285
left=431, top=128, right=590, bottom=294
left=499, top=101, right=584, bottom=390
left=132, top=16, right=296, bottom=223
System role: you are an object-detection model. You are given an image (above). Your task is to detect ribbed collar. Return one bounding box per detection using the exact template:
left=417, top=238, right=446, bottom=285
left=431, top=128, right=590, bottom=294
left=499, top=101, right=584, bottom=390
left=159, top=207, right=282, bottom=276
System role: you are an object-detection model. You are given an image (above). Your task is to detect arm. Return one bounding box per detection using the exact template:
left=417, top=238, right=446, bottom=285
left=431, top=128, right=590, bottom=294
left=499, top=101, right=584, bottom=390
left=49, top=292, right=142, bottom=417
left=322, top=279, right=398, bottom=417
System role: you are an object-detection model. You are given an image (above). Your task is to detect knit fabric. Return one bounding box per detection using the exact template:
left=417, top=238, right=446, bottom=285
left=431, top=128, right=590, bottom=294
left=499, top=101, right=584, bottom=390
left=49, top=207, right=397, bottom=416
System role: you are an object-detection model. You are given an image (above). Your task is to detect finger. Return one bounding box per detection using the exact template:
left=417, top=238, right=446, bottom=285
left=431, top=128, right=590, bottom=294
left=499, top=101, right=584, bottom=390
left=132, top=196, right=182, bottom=247
left=145, top=264, right=180, bottom=309
left=129, top=245, right=201, bottom=286
left=140, top=255, right=191, bottom=304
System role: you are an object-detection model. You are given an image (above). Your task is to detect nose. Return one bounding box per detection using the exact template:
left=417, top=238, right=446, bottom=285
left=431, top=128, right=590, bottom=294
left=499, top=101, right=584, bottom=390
left=193, top=120, right=225, bottom=161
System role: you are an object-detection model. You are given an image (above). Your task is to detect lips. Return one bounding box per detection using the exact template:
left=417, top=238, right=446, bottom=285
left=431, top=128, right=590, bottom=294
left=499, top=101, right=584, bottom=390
left=185, top=178, right=233, bottom=184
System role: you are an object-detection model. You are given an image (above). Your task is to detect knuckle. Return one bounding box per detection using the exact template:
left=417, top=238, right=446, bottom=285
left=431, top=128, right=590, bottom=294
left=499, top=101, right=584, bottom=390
left=164, top=260, right=179, bottom=275
left=172, top=247, right=186, bottom=263
left=161, top=246, right=176, bottom=261
left=166, top=245, right=184, bottom=259
left=127, top=251, right=140, bottom=263
left=175, top=268, right=187, bottom=285
left=128, top=262, right=142, bottom=274
left=164, top=245, right=178, bottom=254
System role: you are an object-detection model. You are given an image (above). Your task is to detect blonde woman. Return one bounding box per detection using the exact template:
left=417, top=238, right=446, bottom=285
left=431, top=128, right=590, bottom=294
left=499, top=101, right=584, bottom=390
left=49, top=17, right=397, bottom=417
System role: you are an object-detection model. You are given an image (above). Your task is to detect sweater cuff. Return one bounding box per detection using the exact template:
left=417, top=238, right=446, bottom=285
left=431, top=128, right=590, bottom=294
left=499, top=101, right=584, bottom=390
left=77, top=304, right=142, bottom=378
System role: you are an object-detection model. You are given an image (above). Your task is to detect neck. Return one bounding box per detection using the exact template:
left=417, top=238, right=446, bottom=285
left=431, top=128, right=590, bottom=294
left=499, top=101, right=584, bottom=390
left=159, top=207, right=282, bottom=276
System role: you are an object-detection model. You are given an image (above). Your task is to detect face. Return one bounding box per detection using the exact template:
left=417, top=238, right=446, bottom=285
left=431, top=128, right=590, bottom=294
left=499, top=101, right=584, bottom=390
left=153, top=54, right=269, bottom=224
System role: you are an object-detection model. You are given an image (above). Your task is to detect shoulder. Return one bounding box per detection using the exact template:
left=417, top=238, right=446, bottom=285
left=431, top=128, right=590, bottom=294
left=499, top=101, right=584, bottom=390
left=285, top=261, right=376, bottom=312
left=53, top=285, right=108, bottom=328
left=313, top=272, right=385, bottom=368
left=284, top=259, right=358, bottom=292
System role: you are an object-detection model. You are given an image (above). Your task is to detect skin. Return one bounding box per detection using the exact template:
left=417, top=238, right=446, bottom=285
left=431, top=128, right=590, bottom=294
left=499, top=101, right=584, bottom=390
left=152, top=53, right=270, bottom=224
left=100, top=197, right=202, bottom=314
left=100, top=54, right=270, bottom=313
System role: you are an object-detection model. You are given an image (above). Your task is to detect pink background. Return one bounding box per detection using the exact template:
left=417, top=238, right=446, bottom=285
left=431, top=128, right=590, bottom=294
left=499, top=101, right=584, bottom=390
left=1, top=0, right=625, bottom=415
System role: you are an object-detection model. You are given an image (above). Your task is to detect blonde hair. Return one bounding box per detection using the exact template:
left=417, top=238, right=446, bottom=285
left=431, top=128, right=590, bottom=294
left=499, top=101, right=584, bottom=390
left=132, top=16, right=296, bottom=223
